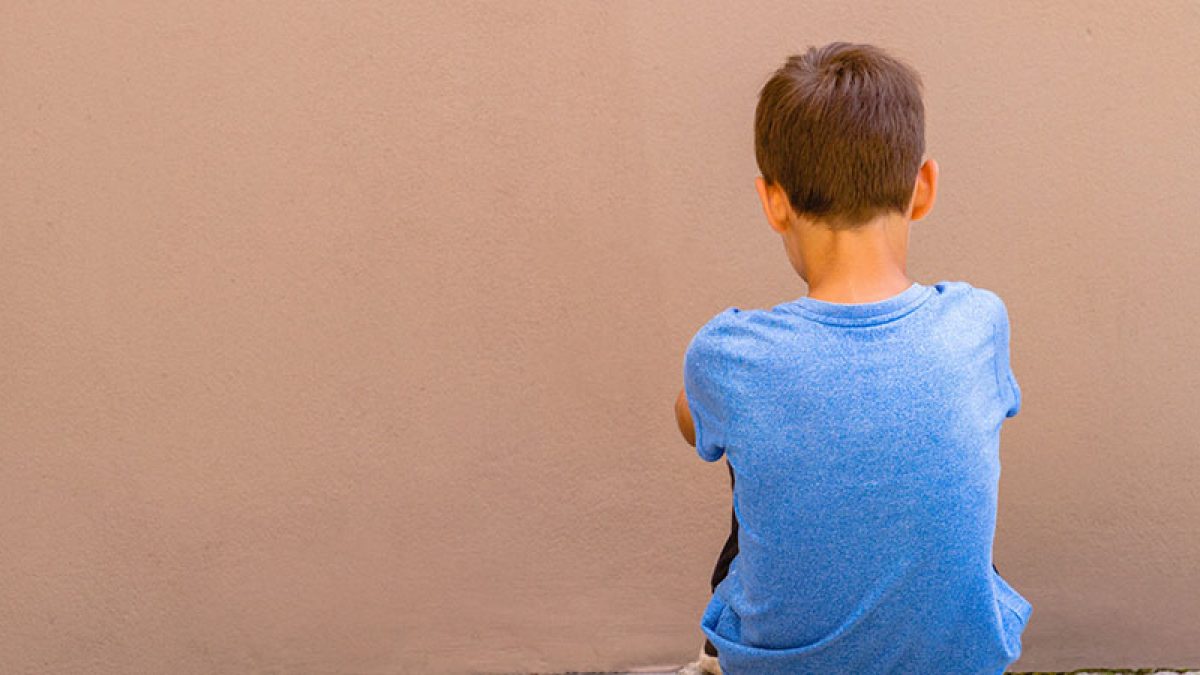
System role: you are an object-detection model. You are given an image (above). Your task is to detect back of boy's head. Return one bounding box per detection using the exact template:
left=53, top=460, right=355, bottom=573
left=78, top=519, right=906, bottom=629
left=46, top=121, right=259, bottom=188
left=755, top=42, right=925, bottom=231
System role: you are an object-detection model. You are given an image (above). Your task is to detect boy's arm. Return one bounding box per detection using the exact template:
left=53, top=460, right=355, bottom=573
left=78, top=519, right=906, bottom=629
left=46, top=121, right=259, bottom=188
left=674, top=387, right=697, bottom=447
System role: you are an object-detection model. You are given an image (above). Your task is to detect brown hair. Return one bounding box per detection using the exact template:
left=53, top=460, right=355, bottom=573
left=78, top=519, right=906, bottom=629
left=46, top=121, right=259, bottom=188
left=754, top=42, right=925, bottom=230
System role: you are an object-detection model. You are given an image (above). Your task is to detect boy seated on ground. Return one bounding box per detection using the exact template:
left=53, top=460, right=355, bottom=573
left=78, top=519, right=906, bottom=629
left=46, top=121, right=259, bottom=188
left=674, top=41, right=1030, bottom=675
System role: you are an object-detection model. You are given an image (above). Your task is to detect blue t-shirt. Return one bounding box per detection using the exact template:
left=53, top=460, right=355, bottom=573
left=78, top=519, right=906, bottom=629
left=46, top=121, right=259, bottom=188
left=683, top=280, right=1030, bottom=675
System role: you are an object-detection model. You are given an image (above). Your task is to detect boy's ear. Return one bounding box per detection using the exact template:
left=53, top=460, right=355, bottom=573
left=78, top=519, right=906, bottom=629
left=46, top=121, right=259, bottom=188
left=755, top=176, right=793, bottom=234
left=908, top=158, right=939, bottom=222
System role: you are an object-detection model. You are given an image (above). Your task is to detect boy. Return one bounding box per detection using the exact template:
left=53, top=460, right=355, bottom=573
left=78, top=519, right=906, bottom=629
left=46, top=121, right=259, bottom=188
left=673, top=42, right=1030, bottom=674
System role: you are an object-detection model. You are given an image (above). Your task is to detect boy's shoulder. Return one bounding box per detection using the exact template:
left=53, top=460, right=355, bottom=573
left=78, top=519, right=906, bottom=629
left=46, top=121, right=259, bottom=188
left=685, top=306, right=755, bottom=359
left=957, top=281, right=1012, bottom=326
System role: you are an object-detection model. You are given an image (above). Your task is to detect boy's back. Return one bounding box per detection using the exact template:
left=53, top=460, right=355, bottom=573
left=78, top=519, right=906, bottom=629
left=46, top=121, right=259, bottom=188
left=684, top=279, right=1029, bottom=674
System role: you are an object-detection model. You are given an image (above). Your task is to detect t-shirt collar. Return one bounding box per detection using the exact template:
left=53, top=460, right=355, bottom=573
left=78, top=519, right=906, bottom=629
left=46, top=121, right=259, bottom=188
left=787, top=281, right=932, bottom=325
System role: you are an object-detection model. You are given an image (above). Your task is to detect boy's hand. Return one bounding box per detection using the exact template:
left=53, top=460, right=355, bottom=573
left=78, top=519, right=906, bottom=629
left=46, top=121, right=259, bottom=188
left=674, top=387, right=696, bottom=447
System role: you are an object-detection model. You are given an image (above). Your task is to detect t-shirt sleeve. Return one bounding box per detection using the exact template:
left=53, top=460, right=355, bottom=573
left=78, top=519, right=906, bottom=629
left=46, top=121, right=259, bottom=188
left=982, top=290, right=1022, bottom=419
left=683, top=308, right=743, bottom=462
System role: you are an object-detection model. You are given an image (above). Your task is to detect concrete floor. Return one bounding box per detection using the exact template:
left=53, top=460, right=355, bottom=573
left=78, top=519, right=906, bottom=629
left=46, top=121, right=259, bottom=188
left=523, top=662, right=1200, bottom=667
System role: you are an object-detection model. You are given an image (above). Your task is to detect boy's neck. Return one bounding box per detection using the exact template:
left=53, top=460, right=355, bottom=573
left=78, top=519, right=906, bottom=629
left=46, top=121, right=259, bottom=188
left=794, top=212, right=913, bottom=304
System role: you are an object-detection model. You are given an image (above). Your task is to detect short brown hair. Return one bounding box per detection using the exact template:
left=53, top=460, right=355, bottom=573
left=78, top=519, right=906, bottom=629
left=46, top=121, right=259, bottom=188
left=755, top=42, right=925, bottom=230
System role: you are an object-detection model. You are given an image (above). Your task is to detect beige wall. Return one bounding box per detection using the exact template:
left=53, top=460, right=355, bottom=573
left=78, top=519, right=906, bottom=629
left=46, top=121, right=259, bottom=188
left=3, top=2, right=1199, bottom=673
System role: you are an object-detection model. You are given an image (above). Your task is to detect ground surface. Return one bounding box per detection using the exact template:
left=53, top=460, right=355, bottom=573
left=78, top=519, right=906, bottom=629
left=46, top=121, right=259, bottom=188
left=518, top=662, right=1200, bottom=667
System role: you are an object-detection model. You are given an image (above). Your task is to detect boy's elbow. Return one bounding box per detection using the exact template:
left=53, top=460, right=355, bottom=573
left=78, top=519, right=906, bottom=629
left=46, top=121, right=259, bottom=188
left=674, top=388, right=696, bottom=446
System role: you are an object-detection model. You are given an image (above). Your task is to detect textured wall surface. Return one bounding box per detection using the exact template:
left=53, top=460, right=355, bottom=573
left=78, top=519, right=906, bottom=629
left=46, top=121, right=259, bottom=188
left=3, top=2, right=1199, bottom=673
